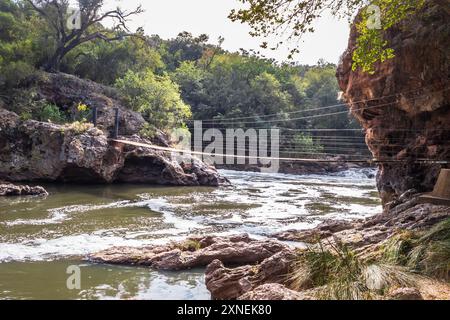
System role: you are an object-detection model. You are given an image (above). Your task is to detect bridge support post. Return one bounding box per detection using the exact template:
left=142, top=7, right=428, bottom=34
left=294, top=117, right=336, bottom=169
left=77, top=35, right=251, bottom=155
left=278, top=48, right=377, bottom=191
left=113, top=108, right=119, bottom=139
left=419, top=169, right=450, bottom=206
left=92, top=106, right=98, bottom=127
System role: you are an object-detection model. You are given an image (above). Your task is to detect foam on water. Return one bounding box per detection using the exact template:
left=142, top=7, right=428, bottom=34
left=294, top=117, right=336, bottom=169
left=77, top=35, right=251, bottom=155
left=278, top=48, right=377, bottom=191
left=0, top=168, right=381, bottom=263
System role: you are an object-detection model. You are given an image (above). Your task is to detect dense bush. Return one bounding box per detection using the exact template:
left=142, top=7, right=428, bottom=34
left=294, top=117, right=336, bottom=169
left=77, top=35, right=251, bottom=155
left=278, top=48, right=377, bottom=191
left=115, top=69, right=191, bottom=131
left=38, top=103, right=67, bottom=124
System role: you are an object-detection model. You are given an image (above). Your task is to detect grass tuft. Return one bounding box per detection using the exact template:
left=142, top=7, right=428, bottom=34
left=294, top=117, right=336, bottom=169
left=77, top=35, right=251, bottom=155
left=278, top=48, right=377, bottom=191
left=382, top=218, right=450, bottom=281
left=289, top=239, right=421, bottom=300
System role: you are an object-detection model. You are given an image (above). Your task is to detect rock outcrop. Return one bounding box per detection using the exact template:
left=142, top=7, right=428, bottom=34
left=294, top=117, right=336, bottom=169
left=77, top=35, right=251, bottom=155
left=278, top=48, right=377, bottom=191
left=0, top=180, right=48, bottom=197
left=205, top=249, right=295, bottom=300
left=337, top=0, right=450, bottom=207
left=274, top=202, right=450, bottom=251
left=20, top=72, right=147, bottom=137
left=387, top=287, right=423, bottom=301
left=89, top=234, right=288, bottom=271
left=0, top=108, right=227, bottom=186
left=238, top=283, right=312, bottom=300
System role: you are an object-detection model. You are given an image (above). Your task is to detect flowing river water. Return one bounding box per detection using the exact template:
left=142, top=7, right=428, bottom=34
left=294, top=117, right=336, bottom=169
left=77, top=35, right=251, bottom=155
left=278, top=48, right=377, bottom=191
left=0, top=169, right=381, bottom=300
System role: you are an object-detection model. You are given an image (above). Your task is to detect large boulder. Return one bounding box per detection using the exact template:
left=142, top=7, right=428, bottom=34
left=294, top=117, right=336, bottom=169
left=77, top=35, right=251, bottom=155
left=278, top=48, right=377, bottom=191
left=238, top=283, right=313, bottom=300
left=205, top=249, right=296, bottom=300
left=27, top=72, right=146, bottom=136
left=0, top=108, right=227, bottom=186
left=0, top=181, right=48, bottom=197
left=336, top=0, right=450, bottom=207
left=89, top=234, right=288, bottom=271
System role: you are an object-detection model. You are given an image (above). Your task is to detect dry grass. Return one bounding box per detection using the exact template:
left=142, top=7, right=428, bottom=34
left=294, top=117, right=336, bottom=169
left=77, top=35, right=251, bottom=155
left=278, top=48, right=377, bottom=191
left=289, top=239, right=419, bottom=300
left=383, top=218, right=450, bottom=281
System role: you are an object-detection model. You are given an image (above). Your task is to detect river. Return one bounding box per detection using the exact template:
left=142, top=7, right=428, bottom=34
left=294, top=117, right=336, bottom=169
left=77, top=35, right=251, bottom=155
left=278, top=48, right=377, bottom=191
left=0, top=169, right=381, bottom=300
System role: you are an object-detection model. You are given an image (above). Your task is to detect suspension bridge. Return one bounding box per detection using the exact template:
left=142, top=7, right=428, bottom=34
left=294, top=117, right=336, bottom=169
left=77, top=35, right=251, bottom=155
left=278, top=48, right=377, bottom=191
left=105, top=86, right=449, bottom=165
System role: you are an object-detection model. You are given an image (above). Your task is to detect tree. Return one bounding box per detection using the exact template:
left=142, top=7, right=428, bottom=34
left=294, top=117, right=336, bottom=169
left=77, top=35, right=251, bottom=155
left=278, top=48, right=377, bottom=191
left=0, top=0, right=39, bottom=88
left=115, top=69, right=192, bottom=131
left=65, top=36, right=164, bottom=84
left=26, top=0, right=143, bottom=71
left=229, top=0, right=424, bottom=72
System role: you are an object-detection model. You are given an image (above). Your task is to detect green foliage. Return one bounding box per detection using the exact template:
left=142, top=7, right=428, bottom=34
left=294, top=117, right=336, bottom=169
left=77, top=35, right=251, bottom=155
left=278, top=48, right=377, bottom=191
left=115, top=69, right=192, bottom=131
left=0, top=0, right=361, bottom=141
left=139, top=122, right=157, bottom=140
left=174, top=239, right=202, bottom=252
left=382, top=219, right=450, bottom=281
left=406, top=219, right=450, bottom=281
left=0, top=61, right=35, bottom=88
left=64, top=37, right=165, bottom=85
left=352, top=0, right=424, bottom=73
left=160, top=32, right=212, bottom=70
left=291, top=133, right=324, bottom=155
left=38, top=103, right=66, bottom=124
left=290, top=240, right=372, bottom=300
left=0, top=0, right=38, bottom=88
left=229, top=0, right=424, bottom=72
left=382, top=230, right=417, bottom=265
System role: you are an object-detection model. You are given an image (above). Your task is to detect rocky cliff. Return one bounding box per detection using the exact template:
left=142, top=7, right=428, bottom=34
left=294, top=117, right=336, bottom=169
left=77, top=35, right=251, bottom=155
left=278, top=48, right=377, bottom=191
left=0, top=71, right=228, bottom=187
left=0, top=107, right=227, bottom=186
left=337, top=0, right=450, bottom=208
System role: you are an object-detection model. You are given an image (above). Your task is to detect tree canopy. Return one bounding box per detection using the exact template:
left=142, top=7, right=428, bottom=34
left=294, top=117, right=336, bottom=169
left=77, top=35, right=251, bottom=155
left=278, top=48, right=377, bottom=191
left=229, top=0, right=424, bottom=73
left=25, top=0, right=143, bottom=71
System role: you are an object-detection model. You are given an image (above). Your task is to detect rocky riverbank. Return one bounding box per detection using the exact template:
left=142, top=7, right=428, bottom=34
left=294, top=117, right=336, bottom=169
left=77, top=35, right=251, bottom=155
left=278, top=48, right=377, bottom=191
left=0, top=180, right=48, bottom=197
left=87, top=201, right=450, bottom=300
left=0, top=108, right=227, bottom=188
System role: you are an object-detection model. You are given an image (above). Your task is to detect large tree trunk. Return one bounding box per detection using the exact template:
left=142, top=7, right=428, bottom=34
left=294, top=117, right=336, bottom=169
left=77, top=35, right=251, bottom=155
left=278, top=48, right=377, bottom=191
left=45, top=48, right=65, bottom=72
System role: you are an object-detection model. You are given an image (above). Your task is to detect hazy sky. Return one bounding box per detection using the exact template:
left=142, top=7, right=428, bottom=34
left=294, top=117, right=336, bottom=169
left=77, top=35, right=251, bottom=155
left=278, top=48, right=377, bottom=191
left=103, top=0, right=351, bottom=65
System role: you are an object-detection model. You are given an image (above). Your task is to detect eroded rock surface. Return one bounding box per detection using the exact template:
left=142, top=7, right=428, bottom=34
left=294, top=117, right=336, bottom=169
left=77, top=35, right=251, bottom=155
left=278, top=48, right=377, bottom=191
left=274, top=203, right=450, bottom=250
left=238, top=283, right=312, bottom=301
left=387, top=287, right=424, bottom=301
left=336, top=0, right=450, bottom=207
left=0, top=181, right=48, bottom=197
left=205, top=249, right=296, bottom=300
left=89, top=234, right=288, bottom=271
left=0, top=108, right=227, bottom=186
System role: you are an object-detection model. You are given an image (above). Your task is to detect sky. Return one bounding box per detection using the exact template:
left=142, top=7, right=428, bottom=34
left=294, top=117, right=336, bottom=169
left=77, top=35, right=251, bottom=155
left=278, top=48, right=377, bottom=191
left=102, top=0, right=352, bottom=65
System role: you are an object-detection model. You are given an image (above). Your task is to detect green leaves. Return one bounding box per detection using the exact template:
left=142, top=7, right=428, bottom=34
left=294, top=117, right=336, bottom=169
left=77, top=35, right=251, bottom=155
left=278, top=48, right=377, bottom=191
left=115, top=69, right=191, bottom=132
left=351, top=0, right=424, bottom=74
left=229, top=0, right=424, bottom=74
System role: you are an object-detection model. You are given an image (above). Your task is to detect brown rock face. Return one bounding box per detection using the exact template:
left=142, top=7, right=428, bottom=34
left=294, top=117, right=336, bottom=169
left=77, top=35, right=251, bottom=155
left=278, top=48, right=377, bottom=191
left=205, top=249, right=296, bottom=300
left=238, top=283, right=313, bottom=300
left=89, top=234, right=288, bottom=271
left=337, top=0, right=450, bottom=207
left=0, top=181, right=48, bottom=197
left=0, top=108, right=227, bottom=186
left=28, top=72, right=146, bottom=136
left=387, top=287, right=424, bottom=301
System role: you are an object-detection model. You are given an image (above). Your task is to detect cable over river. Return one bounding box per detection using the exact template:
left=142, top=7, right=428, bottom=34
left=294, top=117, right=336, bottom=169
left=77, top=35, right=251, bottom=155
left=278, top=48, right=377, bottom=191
left=0, top=168, right=381, bottom=300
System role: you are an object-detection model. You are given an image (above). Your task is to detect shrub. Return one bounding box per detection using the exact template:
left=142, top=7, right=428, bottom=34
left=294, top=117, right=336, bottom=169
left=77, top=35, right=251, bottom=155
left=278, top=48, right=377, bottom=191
left=115, top=69, right=192, bottom=131
left=173, top=239, right=202, bottom=252
left=290, top=133, right=324, bottom=156
left=62, top=121, right=93, bottom=134
left=0, top=61, right=35, bottom=89
left=38, top=103, right=66, bottom=124
left=139, top=122, right=157, bottom=139
left=407, top=219, right=450, bottom=281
